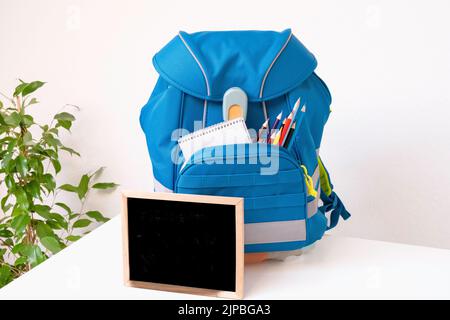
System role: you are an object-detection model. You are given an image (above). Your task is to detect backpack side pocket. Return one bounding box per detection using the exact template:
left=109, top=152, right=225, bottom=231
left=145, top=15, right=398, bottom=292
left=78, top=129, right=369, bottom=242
left=140, top=78, right=184, bottom=191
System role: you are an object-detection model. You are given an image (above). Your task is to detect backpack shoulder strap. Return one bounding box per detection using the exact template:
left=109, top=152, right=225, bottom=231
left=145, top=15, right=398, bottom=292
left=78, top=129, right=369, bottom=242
left=317, top=156, right=351, bottom=230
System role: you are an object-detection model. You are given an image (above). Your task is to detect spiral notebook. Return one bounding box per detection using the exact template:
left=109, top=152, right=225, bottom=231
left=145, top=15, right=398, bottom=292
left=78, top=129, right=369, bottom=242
left=178, top=118, right=252, bottom=167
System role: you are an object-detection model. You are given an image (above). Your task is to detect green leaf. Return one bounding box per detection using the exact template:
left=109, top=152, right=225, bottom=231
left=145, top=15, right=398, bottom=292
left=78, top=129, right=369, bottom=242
left=1, top=195, right=11, bottom=213
left=49, top=212, right=68, bottom=230
left=89, top=166, right=105, bottom=179
left=66, top=235, right=81, bottom=242
left=3, top=157, right=16, bottom=174
left=43, top=135, right=61, bottom=148
left=85, top=210, right=109, bottom=222
left=12, top=243, right=26, bottom=254
left=55, top=202, right=71, bottom=214
left=65, top=235, right=81, bottom=242
left=2, top=140, right=17, bottom=169
left=21, top=81, right=45, bottom=97
left=51, top=158, right=61, bottom=174
left=14, top=256, right=28, bottom=266
left=22, top=131, right=33, bottom=145
left=1, top=203, right=12, bottom=214
left=41, top=236, right=62, bottom=254
left=72, top=219, right=91, bottom=228
left=13, top=187, right=29, bottom=210
left=56, top=119, right=72, bottom=131
left=28, top=157, right=43, bottom=174
left=36, top=221, right=55, bottom=239
left=48, top=127, right=58, bottom=135
left=0, top=229, right=13, bottom=238
left=13, top=82, right=28, bottom=97
left=68, top=213, right=80, bottom=220
left=25, top=180, right=41, bottom=199
left=92, top=182, right=119, bottom=190
left=54, top=112, right=75, bottom=122
left=46, top=220, right=62, bottom=230
left=22, top=244, right=46, bottom=267
left=22, top=115, right=34, bottom=126
left=60, top=146, right=80, bottom=157
left=27, top=97, right=39, bottom=106
left=77, top=174, right=90, bottom=199
left=11, top=213, right=31, bottom=233
left=0, top=265, right=12, bottom=287
left=41, top=174, right=56, bottom=192
left=4, top=175, right=15, bottom=190
left=16, top=155, right=28, bottom=177
left=4, top=112, right=21, bottom=126
left=12, top=206, right=25, bottom=217
left=59, top=183, right=78, bottom=193
left=43, top=149, right=58, bottom=159
left=33, top=205, right=51, bottom=219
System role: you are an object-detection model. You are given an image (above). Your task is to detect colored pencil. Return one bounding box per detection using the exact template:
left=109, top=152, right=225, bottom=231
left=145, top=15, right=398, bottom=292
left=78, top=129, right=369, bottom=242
left=283, top=122, right=296, bottom=147
left=287, top=105, right=307, bottom=151
left=269, top=130, right=278, bottom=144
left=279, top=98, right=301, bottom=146
left=257, top=118, right=270, bottom=143
left=267, top=111, right=283, bottom=143
left=273, top=118, right=286, bottom=145
left=272, top=129, right=282, bottom=145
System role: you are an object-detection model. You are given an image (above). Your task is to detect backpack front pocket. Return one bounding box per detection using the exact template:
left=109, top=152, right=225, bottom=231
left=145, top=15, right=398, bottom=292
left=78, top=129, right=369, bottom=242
left=175, top=143, right=311, bottom=252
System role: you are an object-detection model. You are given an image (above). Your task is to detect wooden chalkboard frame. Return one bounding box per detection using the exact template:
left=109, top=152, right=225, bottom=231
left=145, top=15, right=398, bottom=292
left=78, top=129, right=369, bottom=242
left=121, top=191, right=244, bottom=299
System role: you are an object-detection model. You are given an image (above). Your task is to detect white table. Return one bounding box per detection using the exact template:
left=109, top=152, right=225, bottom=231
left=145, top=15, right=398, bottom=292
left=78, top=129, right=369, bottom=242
left=1, top=216, right=449, bottom=299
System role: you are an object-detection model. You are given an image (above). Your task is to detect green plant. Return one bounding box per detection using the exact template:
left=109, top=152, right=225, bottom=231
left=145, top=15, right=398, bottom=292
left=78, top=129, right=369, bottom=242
left=0, top=80, right=117, bottom=288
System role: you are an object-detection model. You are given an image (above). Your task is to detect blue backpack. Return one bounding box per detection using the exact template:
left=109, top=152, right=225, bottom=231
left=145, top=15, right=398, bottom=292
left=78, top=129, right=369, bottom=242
left=140, top=29, right=350, bottom=253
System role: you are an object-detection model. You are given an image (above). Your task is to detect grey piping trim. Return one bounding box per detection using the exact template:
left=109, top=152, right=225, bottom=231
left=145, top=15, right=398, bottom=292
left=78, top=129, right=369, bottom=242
left=262, top=101, right=268, bottom=121
left=153, top=179, right=173, bottom=193
left=202, top=100, right=208, bottom=128
left=245, top=220, right=306, bottom=244
left=178, top=32, right=211, bottom=96
left=259, top=31, right=293, bottom=98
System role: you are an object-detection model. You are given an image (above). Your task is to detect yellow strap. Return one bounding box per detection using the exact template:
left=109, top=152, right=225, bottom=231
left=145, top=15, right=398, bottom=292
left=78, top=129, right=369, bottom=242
left=300, top=165, right=318, bottom=198
left=317, top=156, right=332, bottom=197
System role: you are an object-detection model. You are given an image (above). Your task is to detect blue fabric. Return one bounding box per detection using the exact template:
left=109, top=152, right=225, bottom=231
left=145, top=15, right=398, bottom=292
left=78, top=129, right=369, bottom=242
left=140, top=29, right=350, bottom=252
left=320, top=191, right=351, bottom=230
left=153, top=29, right=317, bottom=102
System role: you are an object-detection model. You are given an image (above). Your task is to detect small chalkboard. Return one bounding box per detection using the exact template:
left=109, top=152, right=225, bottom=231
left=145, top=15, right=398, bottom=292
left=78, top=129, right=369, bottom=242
left=121, top=191, right=244, bottom=299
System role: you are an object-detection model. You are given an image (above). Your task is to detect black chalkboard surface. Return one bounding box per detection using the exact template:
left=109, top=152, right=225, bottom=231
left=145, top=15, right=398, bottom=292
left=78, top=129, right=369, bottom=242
left=122, top=192, right=244, bottom=299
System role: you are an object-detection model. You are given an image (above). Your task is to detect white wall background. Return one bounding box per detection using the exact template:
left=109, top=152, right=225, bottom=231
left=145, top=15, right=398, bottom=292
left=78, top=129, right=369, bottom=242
left=1, top=0, right=449, bottom=249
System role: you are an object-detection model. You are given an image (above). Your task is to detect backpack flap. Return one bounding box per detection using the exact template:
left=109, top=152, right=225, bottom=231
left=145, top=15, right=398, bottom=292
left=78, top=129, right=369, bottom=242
left=152, top=29, right=317, bottom=102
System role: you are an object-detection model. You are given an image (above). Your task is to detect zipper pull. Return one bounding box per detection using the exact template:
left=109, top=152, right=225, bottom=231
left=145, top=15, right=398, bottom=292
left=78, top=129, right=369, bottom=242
left=300, top=165, right=318, bottom=198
